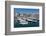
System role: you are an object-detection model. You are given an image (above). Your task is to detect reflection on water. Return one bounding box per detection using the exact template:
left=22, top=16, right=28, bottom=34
left=14, top=19, right=39, bottom=28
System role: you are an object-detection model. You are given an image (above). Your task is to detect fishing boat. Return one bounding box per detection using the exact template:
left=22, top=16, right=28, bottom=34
left=17, top=18, right=28, bottom=25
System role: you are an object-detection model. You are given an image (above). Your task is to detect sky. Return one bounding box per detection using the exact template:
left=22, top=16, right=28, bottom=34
left=14, top=8, right=39, bottom=14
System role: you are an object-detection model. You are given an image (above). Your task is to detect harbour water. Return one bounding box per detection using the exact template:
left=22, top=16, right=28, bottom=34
left=14, top=19, right=39, bottom=28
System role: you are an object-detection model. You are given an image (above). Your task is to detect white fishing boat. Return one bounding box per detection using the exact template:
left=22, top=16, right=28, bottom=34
left=32, top=19, right=37, bottom=22
left=27, top=18, right=33, bottom=21
left=27, top=17, right=37, bottom=22
left=17, top=18, right=28, bottom=25
left=26, top=17, right=33, bottom=21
